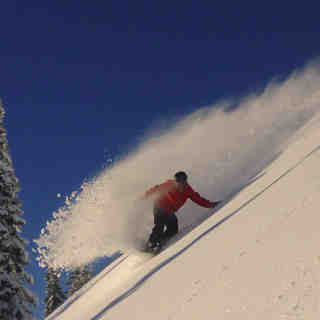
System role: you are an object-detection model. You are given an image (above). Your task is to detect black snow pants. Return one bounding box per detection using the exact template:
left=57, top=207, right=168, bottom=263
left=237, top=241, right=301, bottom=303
left=149, top=206, right=178, bottom=245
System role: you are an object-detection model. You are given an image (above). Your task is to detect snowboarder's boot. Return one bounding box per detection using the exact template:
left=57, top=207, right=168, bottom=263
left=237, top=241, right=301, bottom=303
left=152, top=242, right=162, bottom=254
left=145, top=240, right=157, bottom=252
left=145, top=240, right=162, bottom=254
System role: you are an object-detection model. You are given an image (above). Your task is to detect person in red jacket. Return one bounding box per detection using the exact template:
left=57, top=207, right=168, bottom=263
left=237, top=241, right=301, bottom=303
left=144, top=171, right=220, bottom=250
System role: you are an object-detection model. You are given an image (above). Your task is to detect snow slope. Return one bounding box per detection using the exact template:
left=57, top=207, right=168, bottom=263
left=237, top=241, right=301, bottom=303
left=46, top=113, right=320, bottom=319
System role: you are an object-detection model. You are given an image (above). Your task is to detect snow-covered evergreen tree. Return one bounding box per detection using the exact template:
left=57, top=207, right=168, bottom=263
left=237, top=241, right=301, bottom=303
left=0, top=103, right=38, bottom=320
left=66, top=264, right=94, bottom=296
left=44, top=268, right=66, bottom=316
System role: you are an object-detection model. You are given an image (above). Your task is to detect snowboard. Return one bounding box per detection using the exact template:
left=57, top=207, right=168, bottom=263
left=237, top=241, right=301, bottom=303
left=143, top=241, right=164, bottom=255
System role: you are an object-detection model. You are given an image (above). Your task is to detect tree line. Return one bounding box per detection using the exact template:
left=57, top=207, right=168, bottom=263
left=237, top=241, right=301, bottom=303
left=44, top=264, right=94, bottom=316
left=0, top=103, right=94, bottom=319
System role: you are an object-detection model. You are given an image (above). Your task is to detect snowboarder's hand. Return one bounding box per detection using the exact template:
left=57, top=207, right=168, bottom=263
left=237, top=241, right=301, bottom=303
left=211, top=201, right=221, bottom=208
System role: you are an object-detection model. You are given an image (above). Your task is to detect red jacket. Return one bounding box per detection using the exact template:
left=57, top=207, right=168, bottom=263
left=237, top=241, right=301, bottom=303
left=144, top=179, right=216, bottom=214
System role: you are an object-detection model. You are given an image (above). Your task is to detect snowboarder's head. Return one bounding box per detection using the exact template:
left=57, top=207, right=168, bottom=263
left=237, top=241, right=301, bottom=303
left=174, top=171, right=188, bottom=191
left=174, top=171, right=188, bottom=183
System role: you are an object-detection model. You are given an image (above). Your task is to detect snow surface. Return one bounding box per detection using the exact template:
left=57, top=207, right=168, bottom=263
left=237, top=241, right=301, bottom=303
left=45, top=64, right=320, bottom=319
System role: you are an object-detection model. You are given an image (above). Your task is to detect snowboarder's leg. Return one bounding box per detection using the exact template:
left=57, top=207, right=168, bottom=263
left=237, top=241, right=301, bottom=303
left=162, top=213, right=178, bottom=243
left=148, top=207, right=166, bottom=247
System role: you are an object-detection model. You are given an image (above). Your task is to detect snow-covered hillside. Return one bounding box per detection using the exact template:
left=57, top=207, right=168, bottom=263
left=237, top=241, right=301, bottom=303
left=46, top=111, right=320, bottom=319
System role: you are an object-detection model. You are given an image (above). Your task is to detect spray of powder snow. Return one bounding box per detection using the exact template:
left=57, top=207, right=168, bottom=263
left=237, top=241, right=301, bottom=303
left=34, top=59, right=320, bottom=271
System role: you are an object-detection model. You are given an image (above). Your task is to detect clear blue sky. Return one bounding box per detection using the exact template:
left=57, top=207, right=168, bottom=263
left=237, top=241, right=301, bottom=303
left=1, top=1, right=320, bottom=318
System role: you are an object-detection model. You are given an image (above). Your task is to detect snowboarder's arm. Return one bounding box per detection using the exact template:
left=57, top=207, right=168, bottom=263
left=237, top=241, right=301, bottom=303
left=189, top=189, right=218, bottom=208
left=144, top=184, right=161, bottom=198
left=143, top=180, right=172, bottom=199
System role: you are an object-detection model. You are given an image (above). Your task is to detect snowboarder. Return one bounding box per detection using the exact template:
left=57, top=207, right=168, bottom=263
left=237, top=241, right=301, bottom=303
left=144, top=171, right=220, bottom=252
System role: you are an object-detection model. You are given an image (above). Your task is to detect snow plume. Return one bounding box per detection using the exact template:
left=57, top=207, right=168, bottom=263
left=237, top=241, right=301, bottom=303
left=35, top=59, right=320, bottom=271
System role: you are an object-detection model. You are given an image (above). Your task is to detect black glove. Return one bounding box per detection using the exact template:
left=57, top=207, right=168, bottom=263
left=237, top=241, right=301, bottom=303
left=211, top=201, right=221, bottom=208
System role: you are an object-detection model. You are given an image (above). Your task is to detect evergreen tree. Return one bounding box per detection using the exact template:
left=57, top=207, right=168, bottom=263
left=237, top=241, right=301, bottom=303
left=44, top=268, right=66, bottom=316
left=0, top=103, right=38, bottom=320
left=66, top=264, right=94, bottom=296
